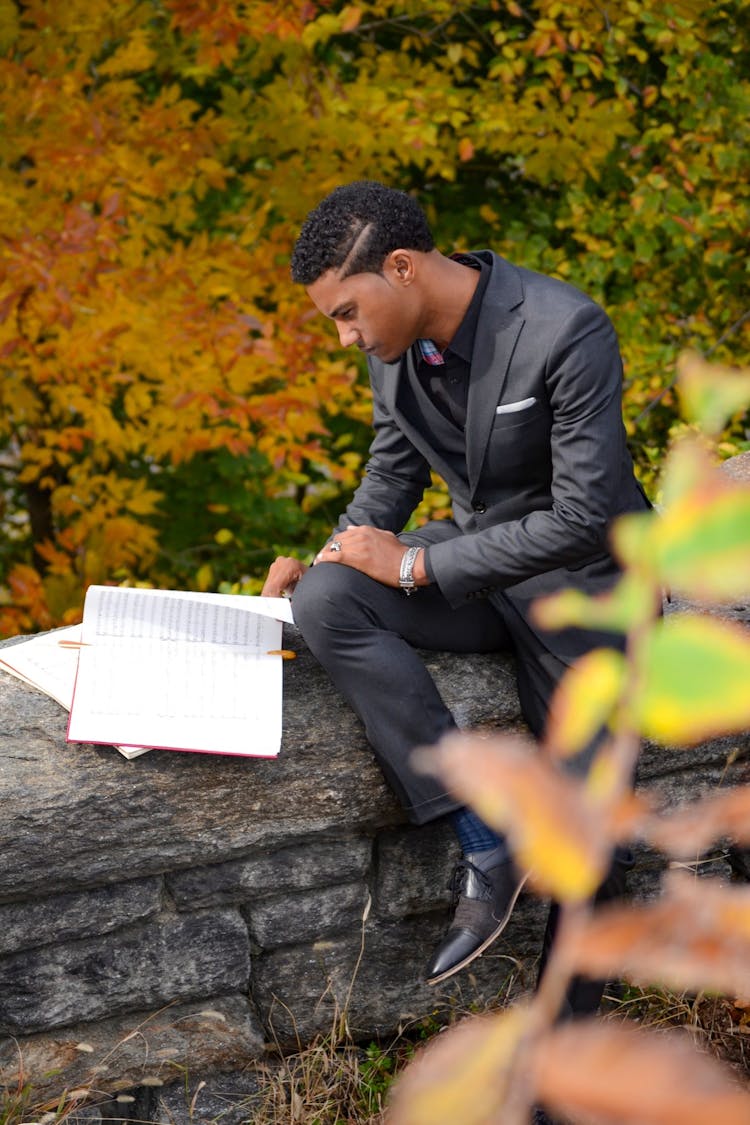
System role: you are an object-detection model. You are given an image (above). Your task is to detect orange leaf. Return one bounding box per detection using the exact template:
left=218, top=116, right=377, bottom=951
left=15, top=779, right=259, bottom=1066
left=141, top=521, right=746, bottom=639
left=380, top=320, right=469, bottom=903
left=416, top=732, right=619, bottom=901
left=560, top=872, right=750, bottom=997
left=644, top=786, right=750, bottom=859
left=531, top=1017, right=750, bottom=1125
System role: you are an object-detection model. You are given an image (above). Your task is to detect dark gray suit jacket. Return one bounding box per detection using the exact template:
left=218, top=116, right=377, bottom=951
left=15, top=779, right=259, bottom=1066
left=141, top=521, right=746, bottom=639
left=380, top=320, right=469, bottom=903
left=337, top=251, right=649, bottom=662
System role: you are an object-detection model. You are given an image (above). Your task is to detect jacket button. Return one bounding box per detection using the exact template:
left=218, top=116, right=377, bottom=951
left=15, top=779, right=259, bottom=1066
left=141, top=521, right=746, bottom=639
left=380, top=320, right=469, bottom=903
left=473, top=500, right=487, bottom=514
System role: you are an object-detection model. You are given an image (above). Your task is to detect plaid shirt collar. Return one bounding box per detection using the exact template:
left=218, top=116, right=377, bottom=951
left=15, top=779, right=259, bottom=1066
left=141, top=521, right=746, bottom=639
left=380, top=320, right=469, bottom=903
left=416, top=337, right=445, bottom=366
left=415, top=253, right=486, bottom=368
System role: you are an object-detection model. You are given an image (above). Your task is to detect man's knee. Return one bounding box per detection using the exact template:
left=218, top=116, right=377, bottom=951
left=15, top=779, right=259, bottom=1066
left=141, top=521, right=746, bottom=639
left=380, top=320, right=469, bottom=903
left=292, top=563, right=366, bottom=644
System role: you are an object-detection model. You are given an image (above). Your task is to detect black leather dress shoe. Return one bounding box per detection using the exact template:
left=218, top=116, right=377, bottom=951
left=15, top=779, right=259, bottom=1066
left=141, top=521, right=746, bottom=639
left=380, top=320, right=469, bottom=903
left=425, top=854, right=528, bottom=984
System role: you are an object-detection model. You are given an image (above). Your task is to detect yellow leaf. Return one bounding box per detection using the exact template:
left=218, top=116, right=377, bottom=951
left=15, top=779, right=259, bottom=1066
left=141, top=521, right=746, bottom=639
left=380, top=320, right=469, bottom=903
left=97, top=29, right=156, bottom=76
left=195, top=563, right=214, bottom=591
left=389, top=1007, right=530, bottom=1125
left=545, top=649, right=627, bottom=757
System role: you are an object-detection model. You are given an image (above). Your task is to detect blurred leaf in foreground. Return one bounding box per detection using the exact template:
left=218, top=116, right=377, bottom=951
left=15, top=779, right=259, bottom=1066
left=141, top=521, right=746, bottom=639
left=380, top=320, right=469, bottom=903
left=614, top=438, right=750, bottom=603
left=677, top=350, right=750, bottom=436
left=543, top=648, right=627, bottom=757
left=559, top=872, right=750, bottom=999
left=387, top=1007, right=530, bottom=1125
left=643, top=785, right=750, bottom=859
left=632, top=614, right=750, bottom=744
left=530, top=1016, right=750, bottom=1125
left=533, top=571, right=658, bottom=634
left=416, top=732, right=638, bottom=901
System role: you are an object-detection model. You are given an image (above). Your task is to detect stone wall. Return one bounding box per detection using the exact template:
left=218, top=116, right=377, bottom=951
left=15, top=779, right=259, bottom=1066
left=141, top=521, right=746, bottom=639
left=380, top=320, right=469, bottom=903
left=1, top=580, right=748, bottom=1122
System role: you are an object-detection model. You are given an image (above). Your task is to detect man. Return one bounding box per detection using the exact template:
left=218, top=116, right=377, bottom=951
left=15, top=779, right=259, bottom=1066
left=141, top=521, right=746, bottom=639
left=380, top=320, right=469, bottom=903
left=263, top=181, right=647, bottom=995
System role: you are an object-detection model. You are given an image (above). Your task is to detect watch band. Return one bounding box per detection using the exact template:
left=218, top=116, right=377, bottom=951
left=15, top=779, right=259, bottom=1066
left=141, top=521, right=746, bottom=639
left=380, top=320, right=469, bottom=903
left=399, top=546, right=421, bottom=595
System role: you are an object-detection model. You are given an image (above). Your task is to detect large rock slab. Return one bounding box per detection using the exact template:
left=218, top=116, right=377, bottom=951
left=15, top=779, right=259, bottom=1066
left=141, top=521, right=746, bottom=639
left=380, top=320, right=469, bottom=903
left=0, top=628, right=519, bottom=901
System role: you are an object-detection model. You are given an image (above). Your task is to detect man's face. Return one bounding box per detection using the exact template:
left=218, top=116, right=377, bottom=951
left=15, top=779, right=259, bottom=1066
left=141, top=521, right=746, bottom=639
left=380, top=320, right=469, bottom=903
left=306, top=256, right=420, bottom=364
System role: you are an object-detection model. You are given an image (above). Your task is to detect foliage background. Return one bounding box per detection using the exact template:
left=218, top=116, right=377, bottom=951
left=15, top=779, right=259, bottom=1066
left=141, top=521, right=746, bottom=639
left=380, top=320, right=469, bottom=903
left=0, top=0, right=748, bottom=635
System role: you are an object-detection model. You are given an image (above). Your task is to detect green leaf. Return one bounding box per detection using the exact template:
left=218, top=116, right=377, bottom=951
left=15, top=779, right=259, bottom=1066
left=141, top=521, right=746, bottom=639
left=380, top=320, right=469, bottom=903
left=677, top=351, right=750, bottom=435
left=615, top=439, right=750, bottom=603
left=532, top=572, right=658, bottom=634
left=610, top=511, right=659, bottom=575
left=656, top=439, right=750, bottom=601
left=655, top=484, right=750, bottom=601
left=633, top=614, right=750, bottom=743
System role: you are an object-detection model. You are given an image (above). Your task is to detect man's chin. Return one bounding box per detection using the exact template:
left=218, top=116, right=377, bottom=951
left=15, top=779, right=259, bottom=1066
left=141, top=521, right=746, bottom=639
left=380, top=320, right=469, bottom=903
left=375, top=346, right=406, bottom=364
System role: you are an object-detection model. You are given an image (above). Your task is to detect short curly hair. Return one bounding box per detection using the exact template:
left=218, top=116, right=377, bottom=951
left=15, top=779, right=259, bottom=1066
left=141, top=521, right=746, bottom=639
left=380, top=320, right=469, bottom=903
left=290, top=181, right=434, bottom=285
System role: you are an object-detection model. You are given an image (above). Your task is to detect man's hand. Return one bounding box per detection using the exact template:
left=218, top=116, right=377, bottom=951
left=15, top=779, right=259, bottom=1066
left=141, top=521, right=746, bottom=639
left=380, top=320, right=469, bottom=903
left=314, top=525, right=428, bottom=588
left=261, top=557, right=309, bottom=597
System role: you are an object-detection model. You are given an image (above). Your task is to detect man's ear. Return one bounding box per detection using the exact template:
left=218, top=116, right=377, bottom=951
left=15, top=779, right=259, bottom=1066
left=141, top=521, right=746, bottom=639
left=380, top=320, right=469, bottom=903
left=385, top=249, right=415, bottom=285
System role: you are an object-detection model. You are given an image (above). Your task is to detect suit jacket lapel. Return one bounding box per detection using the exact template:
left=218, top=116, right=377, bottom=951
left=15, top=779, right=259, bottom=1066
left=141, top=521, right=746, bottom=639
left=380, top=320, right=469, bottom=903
left=465, top=255, right=525, bottom=493
left=379, top=349, right=466, bottom=490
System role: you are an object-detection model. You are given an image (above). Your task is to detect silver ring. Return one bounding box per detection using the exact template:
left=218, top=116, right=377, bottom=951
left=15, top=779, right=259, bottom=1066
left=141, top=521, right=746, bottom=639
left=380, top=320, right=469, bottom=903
left=329, top=539, right=342, bottom=553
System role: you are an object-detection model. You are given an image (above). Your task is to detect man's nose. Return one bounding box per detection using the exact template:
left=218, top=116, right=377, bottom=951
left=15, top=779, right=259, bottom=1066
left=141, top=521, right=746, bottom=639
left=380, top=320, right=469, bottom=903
left=336, top=321, right=360, bottom=348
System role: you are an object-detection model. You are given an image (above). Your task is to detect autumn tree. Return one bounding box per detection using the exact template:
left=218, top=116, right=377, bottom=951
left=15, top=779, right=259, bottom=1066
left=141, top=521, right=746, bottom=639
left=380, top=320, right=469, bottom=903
left=1, top=0, right=747, bottom=635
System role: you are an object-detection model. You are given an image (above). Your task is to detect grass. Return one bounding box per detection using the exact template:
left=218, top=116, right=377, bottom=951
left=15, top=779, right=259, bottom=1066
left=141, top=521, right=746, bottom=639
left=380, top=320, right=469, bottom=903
left=610, top=984, right=750, bottom=1077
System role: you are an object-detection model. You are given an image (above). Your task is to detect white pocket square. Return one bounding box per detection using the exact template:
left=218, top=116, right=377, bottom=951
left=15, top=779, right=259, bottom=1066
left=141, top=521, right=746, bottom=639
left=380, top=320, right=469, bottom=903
left=496, top=396, right=537, bottom=415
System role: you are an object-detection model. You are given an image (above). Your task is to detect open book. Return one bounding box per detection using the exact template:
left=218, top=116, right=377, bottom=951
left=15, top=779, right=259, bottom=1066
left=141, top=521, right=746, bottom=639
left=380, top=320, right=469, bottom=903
left=67, top=586, right=294, bottom=757
left=0, top=587, right=294, bottom=759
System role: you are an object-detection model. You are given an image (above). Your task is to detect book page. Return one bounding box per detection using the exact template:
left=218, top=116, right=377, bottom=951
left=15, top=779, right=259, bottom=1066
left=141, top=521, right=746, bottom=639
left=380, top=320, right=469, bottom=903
left=80, top=587, right=293, bottom=643
left=0, top=627, right=152, bottom=760
left=68, top=587, right=288, bottom=757
left=0, top=626, right=82, bottom=708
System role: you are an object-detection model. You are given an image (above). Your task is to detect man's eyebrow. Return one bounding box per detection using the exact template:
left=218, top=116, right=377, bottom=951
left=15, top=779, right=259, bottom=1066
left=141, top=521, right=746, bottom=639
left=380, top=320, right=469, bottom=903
left=329, top=300, right=355, bottom=319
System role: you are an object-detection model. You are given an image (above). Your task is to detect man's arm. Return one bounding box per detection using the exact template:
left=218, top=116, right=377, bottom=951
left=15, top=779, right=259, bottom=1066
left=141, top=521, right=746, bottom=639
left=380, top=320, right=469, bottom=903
left=336, top=373, right=432, bottom=533
left=262, top=374, right=432, bottom=595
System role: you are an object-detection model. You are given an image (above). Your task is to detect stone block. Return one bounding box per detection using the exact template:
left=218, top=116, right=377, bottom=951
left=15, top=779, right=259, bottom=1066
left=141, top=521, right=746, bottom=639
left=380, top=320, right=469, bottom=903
left=0, top=910, right=250, bottom=1035
left=166, top=836, right=372, bottom=909
left=0, top=995, right=264, bottom=1102
left=252, top=900, right=547, bottom=1046
left=152, top=1070, right=263, bottom=1125
left=246, top=881, right=369, bottom=949
left=374, top=821, right=459, bottom=919
left=0, top=877, right=162, bottom=955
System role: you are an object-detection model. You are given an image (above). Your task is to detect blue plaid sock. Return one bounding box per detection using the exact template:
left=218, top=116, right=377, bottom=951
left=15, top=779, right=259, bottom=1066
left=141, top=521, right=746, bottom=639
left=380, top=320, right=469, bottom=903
left=450, top=806, right=506, bottom=858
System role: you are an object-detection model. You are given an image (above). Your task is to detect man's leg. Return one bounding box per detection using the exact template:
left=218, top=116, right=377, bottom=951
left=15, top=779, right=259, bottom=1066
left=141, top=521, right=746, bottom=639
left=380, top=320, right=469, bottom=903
left=496, top=596, right=634, bottom=1019
left=292, top=561, right=510, bottom=823
left=292, top=563, right=528, bottom=979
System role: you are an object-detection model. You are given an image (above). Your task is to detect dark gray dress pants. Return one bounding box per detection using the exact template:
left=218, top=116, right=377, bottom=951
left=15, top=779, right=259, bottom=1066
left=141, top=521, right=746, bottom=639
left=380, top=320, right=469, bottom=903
left=292, top=558, right=580, bottom=826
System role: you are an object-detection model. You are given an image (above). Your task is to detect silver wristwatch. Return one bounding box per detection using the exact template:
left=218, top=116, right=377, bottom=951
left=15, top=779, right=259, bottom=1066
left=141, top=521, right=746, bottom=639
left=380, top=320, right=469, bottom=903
left=399, top=546, right=421, bottom=595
